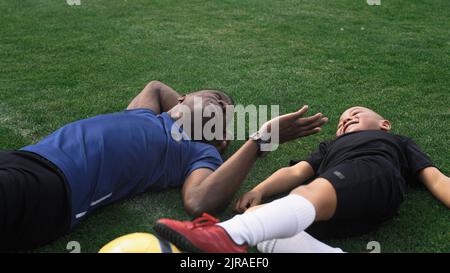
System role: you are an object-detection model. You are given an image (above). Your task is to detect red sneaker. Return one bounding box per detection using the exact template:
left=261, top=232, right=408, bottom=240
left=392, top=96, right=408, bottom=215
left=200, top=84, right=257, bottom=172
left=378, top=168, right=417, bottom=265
left=154, top=213, right=248, bottom=253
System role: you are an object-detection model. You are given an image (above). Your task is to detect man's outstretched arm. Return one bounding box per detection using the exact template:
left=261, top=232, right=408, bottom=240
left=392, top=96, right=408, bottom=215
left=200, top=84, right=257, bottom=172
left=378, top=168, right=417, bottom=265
left=182, top=106, right=328, bottom=217
left=127, top=80, right=181, bottom=113
left=182, top=140, right=260, bottom=216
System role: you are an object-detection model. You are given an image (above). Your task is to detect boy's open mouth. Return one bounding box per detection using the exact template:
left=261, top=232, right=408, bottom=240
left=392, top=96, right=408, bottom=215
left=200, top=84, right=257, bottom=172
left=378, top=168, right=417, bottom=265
left=343, top=121, right=358, bottom=133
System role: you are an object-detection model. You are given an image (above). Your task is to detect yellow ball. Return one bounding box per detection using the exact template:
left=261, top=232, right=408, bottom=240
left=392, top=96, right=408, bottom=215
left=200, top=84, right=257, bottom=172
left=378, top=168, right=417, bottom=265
left=99, top=232, right=181, bottom=253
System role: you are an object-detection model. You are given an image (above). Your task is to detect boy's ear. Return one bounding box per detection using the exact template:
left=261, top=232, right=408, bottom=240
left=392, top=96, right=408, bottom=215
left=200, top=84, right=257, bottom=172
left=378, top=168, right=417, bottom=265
left=177, top=95, right=186, bottom=103
left=380, top=120, right=391, bottom=131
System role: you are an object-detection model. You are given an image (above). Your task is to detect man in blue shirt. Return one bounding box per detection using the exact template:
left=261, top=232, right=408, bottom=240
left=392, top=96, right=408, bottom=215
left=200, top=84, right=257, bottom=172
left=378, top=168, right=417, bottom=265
left=0, top=81, right=327, bottom=250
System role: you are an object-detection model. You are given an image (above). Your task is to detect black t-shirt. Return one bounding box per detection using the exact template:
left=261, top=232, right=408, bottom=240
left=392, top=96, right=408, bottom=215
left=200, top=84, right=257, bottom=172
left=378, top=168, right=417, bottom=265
left=300, top=130, right=435, bottom=186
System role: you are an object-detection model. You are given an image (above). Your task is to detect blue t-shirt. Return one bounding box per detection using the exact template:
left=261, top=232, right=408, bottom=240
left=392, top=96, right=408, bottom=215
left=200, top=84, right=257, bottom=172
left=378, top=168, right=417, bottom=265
left=21, top=109, right=223, bottom=227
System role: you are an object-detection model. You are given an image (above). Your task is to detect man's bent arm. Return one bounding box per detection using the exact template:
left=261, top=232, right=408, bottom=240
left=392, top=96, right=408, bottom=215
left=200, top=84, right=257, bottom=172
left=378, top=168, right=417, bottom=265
left=127, top=80, right=181, bottom=113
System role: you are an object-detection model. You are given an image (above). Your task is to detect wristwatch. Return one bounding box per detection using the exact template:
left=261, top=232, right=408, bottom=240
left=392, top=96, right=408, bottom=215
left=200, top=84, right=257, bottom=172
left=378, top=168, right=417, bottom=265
left=249, top=131, right=271, bottom=158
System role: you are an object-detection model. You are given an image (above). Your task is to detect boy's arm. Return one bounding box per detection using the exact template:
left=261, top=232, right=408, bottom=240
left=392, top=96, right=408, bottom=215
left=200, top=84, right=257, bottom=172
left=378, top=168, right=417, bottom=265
left=127, top=80, right=181, bottom=113
left=418, top=167, right=450, bottom=209
left=235, top=161, right=315, bottom=212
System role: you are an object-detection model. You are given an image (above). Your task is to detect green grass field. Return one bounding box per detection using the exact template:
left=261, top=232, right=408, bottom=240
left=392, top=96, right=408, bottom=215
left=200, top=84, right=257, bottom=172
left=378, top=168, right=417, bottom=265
left=1, top=0, right=449, bottom=253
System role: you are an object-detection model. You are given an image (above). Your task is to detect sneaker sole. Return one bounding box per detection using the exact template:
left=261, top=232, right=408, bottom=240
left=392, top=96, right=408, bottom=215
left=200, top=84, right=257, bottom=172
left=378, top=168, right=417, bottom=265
left=154, top=223, right=203, bottom=253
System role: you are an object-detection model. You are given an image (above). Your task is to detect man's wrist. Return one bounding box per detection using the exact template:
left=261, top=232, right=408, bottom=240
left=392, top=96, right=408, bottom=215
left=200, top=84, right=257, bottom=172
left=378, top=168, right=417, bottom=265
left=249, top=131, right=271, bottom=158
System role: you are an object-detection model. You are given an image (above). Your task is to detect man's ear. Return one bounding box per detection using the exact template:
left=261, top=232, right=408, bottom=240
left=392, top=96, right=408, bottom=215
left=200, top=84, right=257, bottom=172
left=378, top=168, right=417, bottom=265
left=380, top=120, right=391, bottom=132
left=215, top=140, right=229, bottom=155
left=217, top=99, right=228, bottom=109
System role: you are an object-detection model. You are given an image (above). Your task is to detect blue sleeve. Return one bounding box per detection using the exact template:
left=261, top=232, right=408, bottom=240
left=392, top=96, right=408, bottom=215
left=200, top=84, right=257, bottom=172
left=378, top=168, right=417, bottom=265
left=124, top=108, right=157, bottom=116
left=185, top=143, right=223, bottom=178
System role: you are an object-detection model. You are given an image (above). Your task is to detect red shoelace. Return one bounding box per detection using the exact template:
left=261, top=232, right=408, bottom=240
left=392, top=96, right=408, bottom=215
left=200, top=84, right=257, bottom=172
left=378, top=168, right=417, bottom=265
left=192, top=213, right=220, bottom=228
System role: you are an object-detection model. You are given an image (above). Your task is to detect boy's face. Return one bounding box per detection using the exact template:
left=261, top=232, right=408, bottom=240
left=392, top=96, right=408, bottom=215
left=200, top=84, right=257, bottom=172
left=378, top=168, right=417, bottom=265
left=336, top=106, right=391, bottom=137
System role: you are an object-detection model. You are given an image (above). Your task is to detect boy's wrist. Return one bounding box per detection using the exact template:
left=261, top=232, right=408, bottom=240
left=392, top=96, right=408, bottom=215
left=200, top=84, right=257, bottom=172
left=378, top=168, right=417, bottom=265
left=251, top=188, right=266, bottom=199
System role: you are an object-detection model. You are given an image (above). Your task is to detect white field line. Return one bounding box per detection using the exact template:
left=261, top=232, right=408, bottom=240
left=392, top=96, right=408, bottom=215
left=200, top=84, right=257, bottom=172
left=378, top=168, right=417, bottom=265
left=0, top=102, right=38, bottom=143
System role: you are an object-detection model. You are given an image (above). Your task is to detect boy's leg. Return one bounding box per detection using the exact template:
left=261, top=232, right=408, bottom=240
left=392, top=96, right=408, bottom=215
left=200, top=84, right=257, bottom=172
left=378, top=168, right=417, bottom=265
left=217, top=178, right=337, bottom=246
left=155, top=159, right=401, bottom=252
left=242, top=200, right=344, bottom=253
left=257, top=231, right=345, bottom=253
left=154, top=178, right=337, bottom=252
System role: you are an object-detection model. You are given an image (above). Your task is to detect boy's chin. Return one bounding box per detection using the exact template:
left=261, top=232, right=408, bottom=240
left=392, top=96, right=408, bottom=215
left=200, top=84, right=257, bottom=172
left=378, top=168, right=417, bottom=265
left=345, top=128, right=359, bottom=134
left=337, top=128, right=362, bottom=136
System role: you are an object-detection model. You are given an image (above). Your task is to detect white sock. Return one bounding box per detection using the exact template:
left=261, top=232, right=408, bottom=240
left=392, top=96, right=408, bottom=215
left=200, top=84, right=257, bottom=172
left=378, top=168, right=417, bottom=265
left=218, top=195, right=316, bottom=246
left=257, top=231, right=345, bottom=253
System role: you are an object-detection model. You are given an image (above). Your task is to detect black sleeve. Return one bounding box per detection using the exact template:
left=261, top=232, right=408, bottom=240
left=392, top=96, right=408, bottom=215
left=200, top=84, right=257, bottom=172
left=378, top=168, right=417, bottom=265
left=304, top=141, right=330, bottom=174
left=404, top=138, right=435, bottom=179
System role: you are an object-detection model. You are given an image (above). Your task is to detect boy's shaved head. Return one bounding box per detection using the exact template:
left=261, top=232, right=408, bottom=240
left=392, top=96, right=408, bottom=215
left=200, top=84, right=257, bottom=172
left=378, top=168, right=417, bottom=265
left=339, top=106, right=384, bottom=121
left=336, top=106, right=391, bottom=137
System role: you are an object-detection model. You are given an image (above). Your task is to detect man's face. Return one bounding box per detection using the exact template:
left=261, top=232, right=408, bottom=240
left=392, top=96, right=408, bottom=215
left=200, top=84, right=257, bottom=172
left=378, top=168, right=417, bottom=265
left=182, top=91, right=232, bottom=154
left=336, top=107, right=390, bottom=137
left=173, top=90, right=233, bottom=151
left=182, top=90, right=230, bottom=110
left=182, top=90, right=232, bottom=128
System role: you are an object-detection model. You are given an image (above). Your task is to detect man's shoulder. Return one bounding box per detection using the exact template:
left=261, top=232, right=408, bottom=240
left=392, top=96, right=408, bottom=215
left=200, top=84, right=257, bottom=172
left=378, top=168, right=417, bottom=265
left=189, top=141, right=221, bottom=157
left=80, top=108, right=159, bottom=123
left=123, top=108, right=158, bottom=117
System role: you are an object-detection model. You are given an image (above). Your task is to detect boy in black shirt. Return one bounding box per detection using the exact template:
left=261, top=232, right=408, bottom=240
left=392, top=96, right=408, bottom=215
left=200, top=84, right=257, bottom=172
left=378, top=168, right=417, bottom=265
left=154, top=106, right=450, bottom=253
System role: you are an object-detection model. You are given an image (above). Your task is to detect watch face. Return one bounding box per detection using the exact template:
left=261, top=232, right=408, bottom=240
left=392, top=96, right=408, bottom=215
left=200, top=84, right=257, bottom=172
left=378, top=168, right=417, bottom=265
left=250, top=131, right=271, bottom=143
left=249, top=131, right=259, bottom=140
left=249, top=131, right=272, bottom=157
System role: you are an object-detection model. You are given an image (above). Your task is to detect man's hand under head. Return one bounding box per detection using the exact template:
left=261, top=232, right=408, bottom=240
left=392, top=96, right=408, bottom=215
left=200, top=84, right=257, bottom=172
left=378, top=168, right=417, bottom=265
left=127, top=80, right=181, bottom=113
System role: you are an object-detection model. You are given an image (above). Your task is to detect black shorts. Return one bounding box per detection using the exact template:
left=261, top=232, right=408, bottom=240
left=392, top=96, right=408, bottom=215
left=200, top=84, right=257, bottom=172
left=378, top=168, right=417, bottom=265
left=306, top=157, right=405, bottom=239
left=0, top=150, right=71, bottom=251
